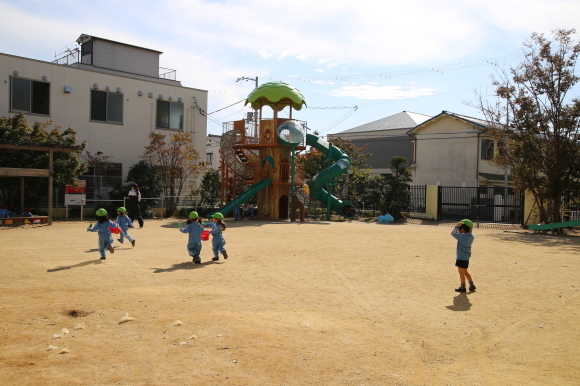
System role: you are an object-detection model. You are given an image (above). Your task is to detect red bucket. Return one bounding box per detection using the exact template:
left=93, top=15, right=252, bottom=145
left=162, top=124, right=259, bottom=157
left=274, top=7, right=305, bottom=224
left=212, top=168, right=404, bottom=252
left=201, top=230, right=210, bottom=241
left=109, top=227, right=121, bottom=234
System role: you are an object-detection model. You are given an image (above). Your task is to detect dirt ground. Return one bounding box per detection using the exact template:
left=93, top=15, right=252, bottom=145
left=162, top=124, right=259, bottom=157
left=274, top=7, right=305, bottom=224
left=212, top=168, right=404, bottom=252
left=0, top=218, right=578, bottom=385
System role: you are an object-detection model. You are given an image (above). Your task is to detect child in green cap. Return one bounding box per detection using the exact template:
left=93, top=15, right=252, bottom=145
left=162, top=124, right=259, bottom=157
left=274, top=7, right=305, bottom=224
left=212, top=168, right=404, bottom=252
left=115, top=207, right=135, bottom=247
left=180, top=211, right=204, bottom=264
left=451, top=219, right=476, bottom=292
left=207, top=213, right=228, bottom=261
left=87, top=208, right=120, bottom=260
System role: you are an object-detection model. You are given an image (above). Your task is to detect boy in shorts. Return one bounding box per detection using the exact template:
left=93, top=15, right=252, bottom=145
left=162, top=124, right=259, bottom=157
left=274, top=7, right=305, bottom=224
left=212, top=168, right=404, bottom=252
left=451, top=219, right=475, bottom=292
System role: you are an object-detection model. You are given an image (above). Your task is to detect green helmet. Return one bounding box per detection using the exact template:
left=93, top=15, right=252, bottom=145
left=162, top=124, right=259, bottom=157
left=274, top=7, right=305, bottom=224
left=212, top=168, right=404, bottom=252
left=96, top=208, right=107, bottom=216
left=460, top=219, right=474, bottom=229
left=189, top=211, right=199, bottom=219
left=117, top=207, right=127, bottom=213
left=213, top=212, right=224, bottom=220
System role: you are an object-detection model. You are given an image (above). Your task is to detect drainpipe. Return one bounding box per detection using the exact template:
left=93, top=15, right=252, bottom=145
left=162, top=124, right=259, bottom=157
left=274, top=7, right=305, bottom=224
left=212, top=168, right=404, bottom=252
left=476, top=131, right=480, bottom=187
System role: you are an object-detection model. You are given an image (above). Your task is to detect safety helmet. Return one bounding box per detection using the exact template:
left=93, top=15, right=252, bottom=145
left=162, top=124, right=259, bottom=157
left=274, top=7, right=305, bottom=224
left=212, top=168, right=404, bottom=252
left=213, top=212, right=224, bottom=220
left=96, top=208, right=107, bottom=216
left=189, top=211, right=199, bottom=219
left=117, top=207, right=127, bottom=213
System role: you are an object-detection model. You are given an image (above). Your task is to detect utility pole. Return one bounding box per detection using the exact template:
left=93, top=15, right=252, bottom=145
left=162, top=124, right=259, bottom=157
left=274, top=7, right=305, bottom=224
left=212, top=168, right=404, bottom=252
left=236, top=76, right=259, bottom=130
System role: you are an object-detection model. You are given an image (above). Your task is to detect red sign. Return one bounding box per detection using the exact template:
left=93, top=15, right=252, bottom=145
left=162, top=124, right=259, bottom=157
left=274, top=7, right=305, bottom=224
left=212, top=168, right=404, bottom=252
left=66, top=180, right=86, bottom=194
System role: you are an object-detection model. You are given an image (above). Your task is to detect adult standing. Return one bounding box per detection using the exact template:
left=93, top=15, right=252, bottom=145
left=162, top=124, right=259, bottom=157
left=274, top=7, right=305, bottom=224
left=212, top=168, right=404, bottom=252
left=128, top=183, right=144, bottom=228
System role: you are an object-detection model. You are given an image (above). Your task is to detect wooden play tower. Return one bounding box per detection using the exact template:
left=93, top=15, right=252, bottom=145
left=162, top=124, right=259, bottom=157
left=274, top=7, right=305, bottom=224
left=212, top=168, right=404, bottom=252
left=219, top=82, right=309, bottom=221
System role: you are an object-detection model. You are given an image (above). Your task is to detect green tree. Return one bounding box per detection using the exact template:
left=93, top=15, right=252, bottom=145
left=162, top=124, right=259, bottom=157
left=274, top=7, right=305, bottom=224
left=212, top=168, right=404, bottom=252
left=193, top=169, right=221, bottom=209
left=475, top=29, right=580, bottom=223
left=361, top=175, right=387, bottom=213
left=383, top=156, right=412, bottom=220
left=143, top=131, right=205, bottom=217
left=297, top=136, right=371, bottom=205
left=0, top=114, right=86, bottom=209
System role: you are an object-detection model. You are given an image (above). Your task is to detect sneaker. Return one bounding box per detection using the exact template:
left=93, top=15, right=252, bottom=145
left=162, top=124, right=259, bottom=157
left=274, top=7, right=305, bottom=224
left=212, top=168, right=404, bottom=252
left=139, top=223, right=143, bottom=228
left=117, top=238, right=123, bottom=243
left=192, top=254, right=201, bottom=264
left=107, top=244, right=115, bottom=254
left=469, top=285, right=476, bottom=292
left=100, top=257, right=106, bottom=260
left=212, top=257, right=219, bottom=261
left=222, top=250, right=228, bottom=259
left=455, top=286, right=466, bottom=293
left=131, top=240, right=136, bottom=247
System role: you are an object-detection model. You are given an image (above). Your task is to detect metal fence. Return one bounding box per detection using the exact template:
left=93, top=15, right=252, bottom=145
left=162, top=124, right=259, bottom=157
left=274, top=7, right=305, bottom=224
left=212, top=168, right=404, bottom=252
left=438, top=186, right=524, bottom=225
left=408, top=185, right=426, bottom=213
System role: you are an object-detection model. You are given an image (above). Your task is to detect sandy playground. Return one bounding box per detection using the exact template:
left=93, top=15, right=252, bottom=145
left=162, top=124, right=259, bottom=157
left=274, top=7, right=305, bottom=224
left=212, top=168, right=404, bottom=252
left=0, top=218, right=578, bottom=385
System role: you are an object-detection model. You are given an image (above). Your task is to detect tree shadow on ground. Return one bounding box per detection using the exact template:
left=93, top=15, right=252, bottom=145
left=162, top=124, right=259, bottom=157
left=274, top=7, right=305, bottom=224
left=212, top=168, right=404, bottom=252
left=48, top=259, right=103, bottom=272
left=486, top=231, right=580, bottom=253
left=151, top=260, right=217, bottom=273
left=445, top=292, right=473, bottom=311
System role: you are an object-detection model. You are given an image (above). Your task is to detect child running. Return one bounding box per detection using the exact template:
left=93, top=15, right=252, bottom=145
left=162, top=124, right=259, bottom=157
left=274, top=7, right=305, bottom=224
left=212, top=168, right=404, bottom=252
left=180, top=211, right=204, bottom=264
left=207, top=212, right=228, bottom=261
left=87, top=208, right=121, bottom=260
left=115, top=207, right=136, bottom=247
left=451, top=219, right=476, bottom=292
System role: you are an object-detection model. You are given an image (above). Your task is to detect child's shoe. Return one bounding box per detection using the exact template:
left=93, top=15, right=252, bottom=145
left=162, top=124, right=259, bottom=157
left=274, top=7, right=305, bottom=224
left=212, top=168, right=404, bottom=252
left=100, top=256, right=106, bottom=260
left=131, top=240, right=136, bottom=247
left=117, top=238, right=123, bottom=243
left=454, top=286, right=466, bottom=293
left=212, top=257, right=219, bottom=261
left=192, top=254, right=201, bottom=264
left=222, top=250, right=228, bottom=259
left=469, top=285, right=476, bottom=292
left=107, top=244, right=115, bottom=254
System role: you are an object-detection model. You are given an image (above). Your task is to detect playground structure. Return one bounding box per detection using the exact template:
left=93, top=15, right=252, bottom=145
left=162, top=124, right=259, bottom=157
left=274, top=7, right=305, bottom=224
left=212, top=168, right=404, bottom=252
left=217, top=82, right=355, bottom=221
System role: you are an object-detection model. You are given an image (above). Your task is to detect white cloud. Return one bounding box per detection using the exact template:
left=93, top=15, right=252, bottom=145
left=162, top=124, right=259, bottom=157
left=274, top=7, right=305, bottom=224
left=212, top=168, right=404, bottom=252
left=314, top=69, right=323, bottom=73
left=329, top=85, right=435, bottom=100
left=257, top=50, right=273, bottom=60
left=296, top=54, right=309, bottom=61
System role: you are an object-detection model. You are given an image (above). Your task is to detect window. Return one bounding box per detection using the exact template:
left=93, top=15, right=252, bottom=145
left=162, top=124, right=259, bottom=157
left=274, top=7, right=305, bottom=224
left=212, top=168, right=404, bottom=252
left=206, top=153, right=213, bottom=165
left=10, top=77, right=50, bottom=115
left=481, top=139, right=494, bottom=160
left=91, top=90, right=123, bottom=123
left=156, top=100, right=183, bottom=129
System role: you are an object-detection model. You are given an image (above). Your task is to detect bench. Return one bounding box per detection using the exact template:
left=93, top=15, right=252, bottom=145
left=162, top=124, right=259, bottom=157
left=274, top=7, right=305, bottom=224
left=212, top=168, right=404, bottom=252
left=0, top=216, right=49, bottom=225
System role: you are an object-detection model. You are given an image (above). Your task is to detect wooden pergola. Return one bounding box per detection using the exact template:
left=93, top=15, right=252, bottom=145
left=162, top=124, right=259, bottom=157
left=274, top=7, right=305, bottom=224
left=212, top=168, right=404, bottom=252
left=0, top=141, right=83, bottom=225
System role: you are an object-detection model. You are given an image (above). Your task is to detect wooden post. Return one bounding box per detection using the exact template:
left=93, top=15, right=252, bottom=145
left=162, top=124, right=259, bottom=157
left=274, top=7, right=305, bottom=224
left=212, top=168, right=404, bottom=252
left=20, top=177, right=24, bottom=213
left=48, top=150, right=53, bottom=225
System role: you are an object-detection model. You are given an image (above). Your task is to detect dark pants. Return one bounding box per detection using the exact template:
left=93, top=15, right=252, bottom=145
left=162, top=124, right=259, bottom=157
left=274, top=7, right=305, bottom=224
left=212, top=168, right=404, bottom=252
left=129, top=205, right=144, bottom=227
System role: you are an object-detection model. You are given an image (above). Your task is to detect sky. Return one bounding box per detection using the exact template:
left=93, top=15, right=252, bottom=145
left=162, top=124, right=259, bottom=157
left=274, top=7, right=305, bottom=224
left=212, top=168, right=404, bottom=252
left=1, top=0, right=579, bottom=137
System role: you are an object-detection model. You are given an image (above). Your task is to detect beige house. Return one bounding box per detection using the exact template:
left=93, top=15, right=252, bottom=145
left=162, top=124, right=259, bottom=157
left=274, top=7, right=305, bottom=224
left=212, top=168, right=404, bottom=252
left=205, top=134, right=221, bottom=170
left=407, top=111, right=509, bottom=187
left=0, top=34, right=208, bottom=199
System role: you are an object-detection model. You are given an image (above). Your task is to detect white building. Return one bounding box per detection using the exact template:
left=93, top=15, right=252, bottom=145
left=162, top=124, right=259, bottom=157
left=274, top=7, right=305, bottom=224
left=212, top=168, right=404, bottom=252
left=0, top=34, right=208, bottom=199
left=205, top=134, right=222, bottom=170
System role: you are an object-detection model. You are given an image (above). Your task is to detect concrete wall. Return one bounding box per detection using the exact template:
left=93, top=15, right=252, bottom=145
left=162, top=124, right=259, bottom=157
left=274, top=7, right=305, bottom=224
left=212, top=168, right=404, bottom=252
left=0, top=53, right=207, bottom=185
left=412, top=116, right=505, bottom=186
left=92, top=39, right=159, bottom=77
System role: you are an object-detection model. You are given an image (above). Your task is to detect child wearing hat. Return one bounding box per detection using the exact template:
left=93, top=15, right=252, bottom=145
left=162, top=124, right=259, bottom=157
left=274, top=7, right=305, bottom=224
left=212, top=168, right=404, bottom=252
left=451, top=219, right=476, bottom=292
left=88, top=208, right=121, bottom=260
left=115, top=207, right=135, bottom=247
left=180, top=211, right=204, bottom=264
left=207, top=212, right=228, bottom=261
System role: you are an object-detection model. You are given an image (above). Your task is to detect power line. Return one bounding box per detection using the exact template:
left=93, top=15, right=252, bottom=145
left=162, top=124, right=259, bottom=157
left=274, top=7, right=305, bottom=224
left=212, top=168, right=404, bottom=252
left=208, top=99, right=245, bottom=115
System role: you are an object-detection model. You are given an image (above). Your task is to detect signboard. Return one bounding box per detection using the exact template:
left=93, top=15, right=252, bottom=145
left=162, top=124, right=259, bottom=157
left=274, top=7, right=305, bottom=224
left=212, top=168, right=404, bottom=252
left=65, top=194, right=86, bottom=206
left=65, top=180, right=86, bottom=194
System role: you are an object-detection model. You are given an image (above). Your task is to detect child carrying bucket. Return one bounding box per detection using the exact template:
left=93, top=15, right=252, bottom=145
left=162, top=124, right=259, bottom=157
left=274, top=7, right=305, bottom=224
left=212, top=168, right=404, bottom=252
left=180, top=211, right=204, bottom=264
left=87, top=208, right=121, bottom=260
left=207, top=212, right=228, bottom=261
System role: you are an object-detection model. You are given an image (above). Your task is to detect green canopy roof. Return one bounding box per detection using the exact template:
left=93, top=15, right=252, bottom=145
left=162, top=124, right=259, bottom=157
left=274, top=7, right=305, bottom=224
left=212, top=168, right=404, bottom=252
left=245, top=82, right=307, bottom=111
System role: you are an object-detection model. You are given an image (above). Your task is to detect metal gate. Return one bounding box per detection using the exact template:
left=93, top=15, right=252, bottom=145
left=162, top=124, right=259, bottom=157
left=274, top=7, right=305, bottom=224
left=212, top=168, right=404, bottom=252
left=439, top=186, right=524, bottom=225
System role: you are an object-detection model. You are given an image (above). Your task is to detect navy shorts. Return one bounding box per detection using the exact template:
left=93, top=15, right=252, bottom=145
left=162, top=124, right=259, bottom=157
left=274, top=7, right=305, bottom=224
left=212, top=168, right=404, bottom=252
left=455, top=259, right=469, bottom=269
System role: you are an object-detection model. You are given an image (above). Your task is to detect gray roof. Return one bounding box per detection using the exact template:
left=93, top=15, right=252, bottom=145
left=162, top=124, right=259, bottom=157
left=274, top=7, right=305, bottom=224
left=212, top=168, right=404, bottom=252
left=336, top=111, right=432, bottom=134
